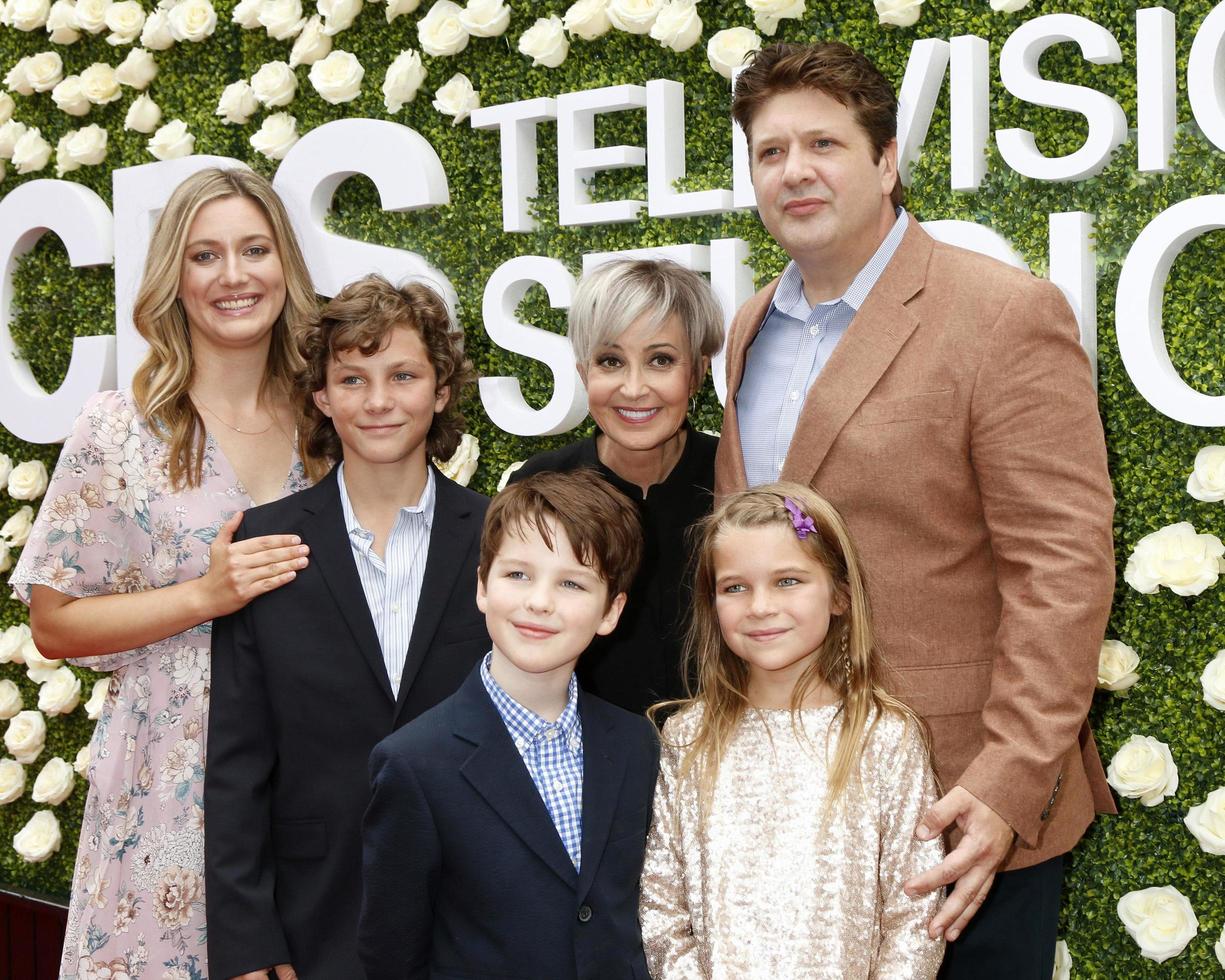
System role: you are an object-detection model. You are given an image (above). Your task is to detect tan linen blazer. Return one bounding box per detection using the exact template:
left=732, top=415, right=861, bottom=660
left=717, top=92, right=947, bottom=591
left=715, top=220, right=1117, bottom=871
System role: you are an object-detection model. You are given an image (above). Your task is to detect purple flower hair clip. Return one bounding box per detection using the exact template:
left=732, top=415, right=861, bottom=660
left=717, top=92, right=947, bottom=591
left=784, top=497, right=816, bottom=541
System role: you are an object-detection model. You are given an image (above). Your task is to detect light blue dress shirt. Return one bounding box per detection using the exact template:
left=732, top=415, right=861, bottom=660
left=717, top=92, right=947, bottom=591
left=737, top=209, right=909, bottom=487
left=337, top=463, right=435, bottom=697
left=480, top=653, right=585, bottom=871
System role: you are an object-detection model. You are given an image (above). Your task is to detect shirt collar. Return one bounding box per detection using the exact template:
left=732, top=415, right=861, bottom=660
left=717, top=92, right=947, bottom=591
left=772, top=207, right=910, bottom=320
left=337, top=462, right=436, bottom=542
left=480, top=652, right=582, bottom=752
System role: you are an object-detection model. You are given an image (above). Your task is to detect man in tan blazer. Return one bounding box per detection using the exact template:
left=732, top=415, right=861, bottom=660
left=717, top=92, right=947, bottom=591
left=716, top=42, right=1116, bottom=977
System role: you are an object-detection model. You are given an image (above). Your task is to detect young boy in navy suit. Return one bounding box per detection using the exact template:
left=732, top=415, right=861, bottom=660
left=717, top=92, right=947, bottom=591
left=360, top=469, right=659, bottom=980
left=206, top=275, right=490, bottom=980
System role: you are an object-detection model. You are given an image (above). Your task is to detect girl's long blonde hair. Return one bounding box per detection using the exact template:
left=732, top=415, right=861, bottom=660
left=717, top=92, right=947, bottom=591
left=131, top=168, right=316, bottom=490
left=655, top=482, right=927, bottom=810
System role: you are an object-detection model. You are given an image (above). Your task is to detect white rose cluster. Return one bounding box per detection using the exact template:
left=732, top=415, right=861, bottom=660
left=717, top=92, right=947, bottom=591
left=518, top=15, right=569, bottom=68
left=1096, top=639, right=1140, bottom=692
left=148, top=118, right=194, bottom=160
left=318, top=0, right=362, bottom=35
left=45, top=0, right=81, bottom=44
left=104, top=0, right=145, bottom=45
left=1052, top=939, right=1071, bottom=980
left=290, top=15, right=331, bottom=67
left=216, top=80, right=258, bottom=124
left=83, top=677, right=109, bottom=721
left=55, top=122, right=107, bottom=176
left=1124, top=521, right=1225, bottom=597
left=12, top=809, right=61, bottom=863
left=3, top=0, right=51, bottom=31
left=383, top=0, right=420, bottom=24
left=1184, top=786, right=1225, bottom=855
left=435, top=433, right=479, bottom=486
left=990, top=0, right=1031, bottom=11
left=746, top=0, right=804, bottom=37
left=563, top=0, right=610, bottom=40
left=1201, top=649, right=1225, bottom=711
left=168, top=0, right=217, bottom=42
left=496, top=460, right=524, bottom=493
left=309, top=49, right=364, bottom=104
left=607, top=0, right=661, bottom=34
left=458, top=0, right=508, bottom=38
left=1106, top=734, right=1178, bottom=807
left=432, top=72, right=478, bottom=125
left=31, top=756, right=75, bottom=805
left=382, top=49, right=425, bottom=113
left=141, top=8, right=175, bottom=48
left=1116, top=885, right=1198, bottom=963
left=250, top=111, right=299, bottom=160
left=258, top=0, right=306, bottom=40
left=1, top=505, right=33, bottom=548
left=0, top=680, right=22, bottom=721
left=115, top=46, right=157, bottom=89
left=418, top=0, right=468, bottom=57
left=875, top=0, right=922, bottom=27
left=4, top=710, right=46, bottom=765
left=0, top=624, right=30, bottom=665
left=38, top=665, right=82, bottom=715
left=125, top=92, right=162, bottom=132
left=0, top=758, right=24, bottom=805
left=251, top=59, right=298, bottom=108
left=23, top=639, right=58, bottom=684
left=1188, top=444, right=1225, bottom=501
left=707, top=26, right=761, bottom=80
left=11, top=126, right=52, bottom=174
left=649, top=0, right=700, bottom=53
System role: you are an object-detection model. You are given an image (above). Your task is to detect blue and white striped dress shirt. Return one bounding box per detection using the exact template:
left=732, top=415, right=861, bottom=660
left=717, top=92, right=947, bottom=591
left=480, top=653, right=585, bottom=871
left=737, top=209, right=909, bottom=488
left=337, top=463, right=435, bottom=698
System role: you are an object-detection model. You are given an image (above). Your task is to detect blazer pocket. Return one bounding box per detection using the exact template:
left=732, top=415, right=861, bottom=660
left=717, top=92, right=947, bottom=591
left=857, top=388, right=955, bottom=425
left=273, top=819, right=327, bottom=860
left=889, top=660, right=993, bottom=717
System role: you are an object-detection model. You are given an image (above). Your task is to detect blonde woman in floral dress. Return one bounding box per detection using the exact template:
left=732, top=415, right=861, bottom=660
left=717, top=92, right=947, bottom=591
left=10, top=169, right=317, bottom=980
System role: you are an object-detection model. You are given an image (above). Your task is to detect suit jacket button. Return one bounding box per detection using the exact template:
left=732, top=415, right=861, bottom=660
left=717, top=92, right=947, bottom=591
left=577, top=904, right=593, bottom=923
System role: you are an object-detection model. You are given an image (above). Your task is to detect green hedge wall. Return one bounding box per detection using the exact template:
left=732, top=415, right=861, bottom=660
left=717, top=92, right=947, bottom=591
left=2, top=1, right=1223, bottom=975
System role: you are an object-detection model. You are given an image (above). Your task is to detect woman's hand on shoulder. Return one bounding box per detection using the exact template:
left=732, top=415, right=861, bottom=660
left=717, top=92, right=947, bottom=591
left=199, top=511, right=310, bottom=618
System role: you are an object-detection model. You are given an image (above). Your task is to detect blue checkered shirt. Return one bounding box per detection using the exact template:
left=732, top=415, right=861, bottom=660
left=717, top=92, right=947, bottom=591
left=737, top=209, right=909, bottom=487
left=480, top=653, right=585, bottom=871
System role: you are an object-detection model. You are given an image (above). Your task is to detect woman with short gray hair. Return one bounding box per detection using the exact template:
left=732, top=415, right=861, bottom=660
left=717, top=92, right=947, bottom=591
left=510, top=258, right=724, bottom=715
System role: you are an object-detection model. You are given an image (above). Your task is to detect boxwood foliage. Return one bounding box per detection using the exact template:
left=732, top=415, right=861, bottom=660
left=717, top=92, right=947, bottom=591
left=1, top=1, right=1223, bottom=973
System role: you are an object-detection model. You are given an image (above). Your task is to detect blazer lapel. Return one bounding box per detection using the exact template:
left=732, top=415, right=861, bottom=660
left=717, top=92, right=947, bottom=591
left=455, top=670, right=578, bottom=888
left=300, top=469, right=394, bottom=703
left=575, top=692, right=629, bottom=903
left=392, top=469, right=478, bottom=723
left=781, top=221, right=933, bottom=487
left=714, top=281, right=778, bottom=497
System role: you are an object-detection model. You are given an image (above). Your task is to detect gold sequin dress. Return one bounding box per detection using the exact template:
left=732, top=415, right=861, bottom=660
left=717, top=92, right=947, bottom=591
left=640, top=704, right=945, bottom=979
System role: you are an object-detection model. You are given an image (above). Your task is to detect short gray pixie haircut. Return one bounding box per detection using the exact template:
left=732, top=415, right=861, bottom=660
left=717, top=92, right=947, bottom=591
left=568, top=258, right=725, bottom=378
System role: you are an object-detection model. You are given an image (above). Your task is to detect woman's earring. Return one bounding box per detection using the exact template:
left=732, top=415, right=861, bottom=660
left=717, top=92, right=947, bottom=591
left=689, top=393, right=698, bottom=415
left=840, top=629, right=851, bottom=689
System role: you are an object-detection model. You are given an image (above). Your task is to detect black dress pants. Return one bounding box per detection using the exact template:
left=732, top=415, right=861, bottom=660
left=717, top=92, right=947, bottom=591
left=938, top=855, right=1064, bottom=980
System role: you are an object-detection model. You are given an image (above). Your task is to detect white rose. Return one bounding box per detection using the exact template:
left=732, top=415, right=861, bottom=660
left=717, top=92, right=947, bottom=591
left=104, top=0, right=143, bottom=43
left=0, top=680, right=22, bottom=721
left=12, top=810, right=61, bottom=862
left=5, top=0, right=50, bottom=30
left=1187, top=445, right=1225, bottom=502
left=518, top=15, right=568, bottom=68
left=78, top=62, right=122, bottom=104
left=55, top=123, right=107, bottom=175
left=1202, top=649, right=1225, bottom=710
left=115, top=46, right=156, bottom=88
left=431, top=71, right=478, bottom=125
left=289, top=15, right=331, bottom=67
left=1184, top=786, right=1225, bottom=855
left=1, top=505, right=34, bottom=547
left=874, top=0, right=922, bottom=28
left=11, top=126, right=52, bottom=174
left=382, top=48, right=424, bottom=112
left=258, top=0, right=304, bottom=39
left=45, top=0, right=81, bottom=42
left=383, top=0, right=418, bottom=22
left=707, top=26, right=761, bottom=80
left=31, top=756, right=75, bottom=804
left=418, top=0, right=468, bottom=57
left=1116, top=886, right=1198, bottom=963
left=124, top=91, right=161, bottom=132
left=0, top=121, right=28, bottom=158
left=990, top=0, right=1030, bottom=11
left=308, top=48, right=363, bottom=104
left=83, top=677, right=108, bottom=721
left=0, top=542, right=11, bottom=574
left=231, top=0, right=262, bottom=28
left=1106, top=734, right=1178, bottom=806
left=0, top=95, right=13, bottom=125
left=458, top=0, right=508, bottom=38
left=746, top=0, right=803, bottom=37
left=215, top=80, right=257, bottom=123
left=496, top=460, right=524, bottom=493
left=147, top=118, right=194, bottom=160
left=4, top=710, right=46, bottom=765
left=168, top=0, right=216, bottom=41
left=72, top=744, right=89, bottom=777
left=3, top=59, right=35, bottom=97
left=1097, top=639, right=1140, bottom=692
left=22, top=638, right=59, bottom=684
left=51, top=75, right=91, bottom=115
left=606, top=0, right=661, bottom=34
left=1124, top=521, right=1225, bottom=596
left=0, top=758, right=24, bottom=805
left=0, top=624, right=30, bottom=665
left=23, top=51, right=63, bottom=92
left=73, top=0, right=108, bottom=32
left=1052, top=939, right=1071, bottom=980
left=37, top=666, right=81, bottom=715
left=249, top=111, right=298, bottom=159
left=139, top=6, right=174, bottom=48
left=649, top=0, right=699, bottom=52
left=1216, top=925, right=1225, bottom=971
left=563, top=0, right=609, bottom=39
left=251, top=60, right=298, bottom=107
left=434, top=433, right=479, bottom=486
left=318, top=0, right=361, bottom=35
left=7, top=460, right=49, bottom=500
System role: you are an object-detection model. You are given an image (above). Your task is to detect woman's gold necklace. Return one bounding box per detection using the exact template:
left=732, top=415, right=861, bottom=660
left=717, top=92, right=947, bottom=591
left=191, top=394, right=276, bottom=436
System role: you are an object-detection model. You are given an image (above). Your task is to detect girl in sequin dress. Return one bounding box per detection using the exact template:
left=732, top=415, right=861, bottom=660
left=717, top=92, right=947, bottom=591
left=639, top=483, right=945, bottom=980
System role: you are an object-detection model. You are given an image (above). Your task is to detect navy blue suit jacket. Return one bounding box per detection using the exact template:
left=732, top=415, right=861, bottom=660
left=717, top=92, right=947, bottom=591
left=359, top=662, right=660, bottom=980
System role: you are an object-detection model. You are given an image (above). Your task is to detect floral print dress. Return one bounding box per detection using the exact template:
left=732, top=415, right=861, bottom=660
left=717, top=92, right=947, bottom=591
left=10, top=389, right=309, bottom=980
